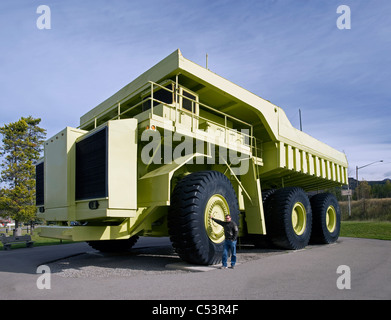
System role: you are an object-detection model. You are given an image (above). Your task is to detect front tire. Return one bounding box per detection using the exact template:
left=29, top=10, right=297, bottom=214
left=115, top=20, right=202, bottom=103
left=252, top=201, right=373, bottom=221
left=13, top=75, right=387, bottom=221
left=168, top=171, right=239, bottom=265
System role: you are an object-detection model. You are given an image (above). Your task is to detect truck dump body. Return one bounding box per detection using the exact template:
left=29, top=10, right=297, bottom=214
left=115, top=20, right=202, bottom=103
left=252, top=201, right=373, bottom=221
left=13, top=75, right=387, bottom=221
left=79, top=49, right=348, bottom=190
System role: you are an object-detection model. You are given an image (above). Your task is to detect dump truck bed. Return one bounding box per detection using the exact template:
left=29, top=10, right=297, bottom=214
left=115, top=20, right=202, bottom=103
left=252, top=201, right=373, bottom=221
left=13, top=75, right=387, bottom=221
left=79, top=49, right=348, bottom=191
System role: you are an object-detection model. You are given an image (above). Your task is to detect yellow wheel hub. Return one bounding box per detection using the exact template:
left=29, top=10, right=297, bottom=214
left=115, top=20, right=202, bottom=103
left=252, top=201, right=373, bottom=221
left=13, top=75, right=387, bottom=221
left=204, top=194, right=229, bottom=243
left=326, top=205, right=337, bottom=233
left=291, top=202, right=307, bottom=236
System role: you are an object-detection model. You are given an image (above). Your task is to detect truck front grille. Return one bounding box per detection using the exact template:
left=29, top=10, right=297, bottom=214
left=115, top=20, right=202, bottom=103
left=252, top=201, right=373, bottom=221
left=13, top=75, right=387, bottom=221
left=75, top=127, right=108, bottom=200
left=35, top=162, right=44, bottom=206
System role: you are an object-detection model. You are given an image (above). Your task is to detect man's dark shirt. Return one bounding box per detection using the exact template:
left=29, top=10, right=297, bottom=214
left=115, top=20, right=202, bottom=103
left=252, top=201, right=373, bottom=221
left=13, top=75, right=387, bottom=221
left=212, top=218, right=238, bottom=241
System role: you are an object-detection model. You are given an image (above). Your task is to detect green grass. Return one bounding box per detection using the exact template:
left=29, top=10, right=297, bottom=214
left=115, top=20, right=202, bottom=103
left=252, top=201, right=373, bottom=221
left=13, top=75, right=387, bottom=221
left=340, top=221, right=391, bottom=241
left=0, top=231, right=75, bottom=250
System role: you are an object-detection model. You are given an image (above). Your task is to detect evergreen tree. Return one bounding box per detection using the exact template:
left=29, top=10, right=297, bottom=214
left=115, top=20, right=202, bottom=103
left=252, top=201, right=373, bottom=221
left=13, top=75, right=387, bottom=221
left=0, top=116, right=46, bottom=229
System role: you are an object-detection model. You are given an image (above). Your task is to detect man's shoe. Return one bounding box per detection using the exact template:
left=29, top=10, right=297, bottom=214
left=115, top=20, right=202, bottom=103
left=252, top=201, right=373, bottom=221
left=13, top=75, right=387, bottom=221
left=220, top=266, right=228, bottom=269
left=229, top=265, right=235, bottom=269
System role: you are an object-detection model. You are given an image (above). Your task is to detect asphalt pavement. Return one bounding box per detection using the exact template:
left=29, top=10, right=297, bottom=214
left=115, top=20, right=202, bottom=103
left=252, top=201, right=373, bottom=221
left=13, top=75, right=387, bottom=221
left=0, top=237, right=390, bottom=300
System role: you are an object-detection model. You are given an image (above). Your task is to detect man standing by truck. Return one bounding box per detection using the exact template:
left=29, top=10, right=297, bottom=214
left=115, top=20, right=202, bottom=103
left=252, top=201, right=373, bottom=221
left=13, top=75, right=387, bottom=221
left=211, top=215, right=239, bottom=269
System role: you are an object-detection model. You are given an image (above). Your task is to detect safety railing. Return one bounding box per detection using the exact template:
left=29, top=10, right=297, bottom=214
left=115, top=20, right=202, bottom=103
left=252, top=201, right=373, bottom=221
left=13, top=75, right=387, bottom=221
left=80, top=80, right=263, bottom=161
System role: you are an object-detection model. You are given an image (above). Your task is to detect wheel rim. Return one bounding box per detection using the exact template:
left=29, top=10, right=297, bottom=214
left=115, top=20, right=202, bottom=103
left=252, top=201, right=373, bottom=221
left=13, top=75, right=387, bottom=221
left=326, top=205, right=337, bottom=233
left=204, top=194, right=230, bottom=243
left=291, top=202, right=307, bottom=236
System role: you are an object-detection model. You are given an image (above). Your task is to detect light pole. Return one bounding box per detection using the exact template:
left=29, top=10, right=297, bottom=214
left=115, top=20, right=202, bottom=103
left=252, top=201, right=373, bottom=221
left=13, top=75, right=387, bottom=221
left=356, top=160, right=383, bottom=186
left=355, top=160, right=383, bottom=199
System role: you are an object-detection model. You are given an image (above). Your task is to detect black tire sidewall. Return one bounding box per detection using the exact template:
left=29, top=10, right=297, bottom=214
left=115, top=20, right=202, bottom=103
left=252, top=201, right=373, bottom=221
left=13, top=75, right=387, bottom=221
left=311, top=193, right=341, bottom=244
left=169, top=171, right=239, bottom=265
left=266, top=187, right=312, bottom=250
left=283, top=189, right=312, bottom=249
left=197, top=174, right=239, bottom=262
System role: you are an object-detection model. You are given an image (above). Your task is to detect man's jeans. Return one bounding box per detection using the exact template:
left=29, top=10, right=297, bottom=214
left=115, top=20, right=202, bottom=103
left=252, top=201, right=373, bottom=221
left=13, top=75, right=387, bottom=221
left=222, top=240, right=237, bottom=267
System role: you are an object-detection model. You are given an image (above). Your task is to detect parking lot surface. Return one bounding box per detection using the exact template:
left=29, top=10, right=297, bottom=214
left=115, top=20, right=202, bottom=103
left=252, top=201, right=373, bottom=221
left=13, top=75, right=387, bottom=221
left=0, top=237, right=390, bottom=300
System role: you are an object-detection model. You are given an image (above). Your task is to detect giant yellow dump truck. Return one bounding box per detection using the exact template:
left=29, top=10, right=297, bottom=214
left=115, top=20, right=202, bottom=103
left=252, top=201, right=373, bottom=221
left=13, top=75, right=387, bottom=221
left=36, top=50, right=348, bottom=265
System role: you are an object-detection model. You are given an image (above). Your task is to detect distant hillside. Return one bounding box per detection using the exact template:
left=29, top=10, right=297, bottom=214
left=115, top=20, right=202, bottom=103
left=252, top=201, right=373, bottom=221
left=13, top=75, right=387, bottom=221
left=368, top=178, right=391, bottom=186
left=348, top=178, right=391, bottom=191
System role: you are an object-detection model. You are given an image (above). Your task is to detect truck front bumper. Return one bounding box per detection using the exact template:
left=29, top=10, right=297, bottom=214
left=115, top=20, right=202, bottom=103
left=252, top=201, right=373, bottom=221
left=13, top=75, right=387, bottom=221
left=36, top=223, right=132, bottom=242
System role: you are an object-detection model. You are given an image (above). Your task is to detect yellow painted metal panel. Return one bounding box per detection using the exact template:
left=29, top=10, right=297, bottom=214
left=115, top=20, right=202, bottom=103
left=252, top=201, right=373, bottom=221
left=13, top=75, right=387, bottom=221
left=107, top=119, right=138, bottom=209
left=343, top=167, right=348, bottom=184
left=38, top=206, right=166, bottom=241
left=240, top=158, right=266, bottom=235
left=314, top=156, right=320, bottom=177
left=294, top=148, right=301, bottom=172
left=321, top=158, right=326, bottom=179
left=40, top=207, right=72, bottom=221
left=325, top=161, right=330, bottom=180
left=74, top=200, right=137, bottom=220
left=44, top=127, right=87, bottom=212
left=302, top=151, right=307, bottom=174
left=336, top=164, right=340, bottom=182
left=307, top=153, right=314, bottom=176
left=331, top=162, right=336, bottom=181
left=138, top=153, right=208, bottom=207
left=36, top=226, right=73, bottom=241
left=279, top=141, right=286, bottom=168
left=286, top=145, right=294, bottom=170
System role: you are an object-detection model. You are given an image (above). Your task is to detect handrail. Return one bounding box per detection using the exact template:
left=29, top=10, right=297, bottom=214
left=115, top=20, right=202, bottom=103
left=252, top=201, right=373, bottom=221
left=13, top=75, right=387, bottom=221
left=78, top=81, right=159, bottom=129
left=82, top=81, right=251, bottom=130
left=129, top=95, right=253, bottom=145
left=80, top=80, right=260, bottom=156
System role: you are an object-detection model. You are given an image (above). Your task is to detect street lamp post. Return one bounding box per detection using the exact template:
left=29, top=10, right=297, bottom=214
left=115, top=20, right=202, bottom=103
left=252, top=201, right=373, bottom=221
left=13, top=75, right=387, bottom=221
left=355, top=160, right=383, bottom=199
left=356, top=160, right=384, bottom=186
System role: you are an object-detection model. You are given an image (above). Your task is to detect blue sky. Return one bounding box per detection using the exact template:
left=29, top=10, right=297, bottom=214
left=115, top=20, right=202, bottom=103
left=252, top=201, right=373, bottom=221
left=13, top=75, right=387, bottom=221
left=0, top=0, right=390, bottom=181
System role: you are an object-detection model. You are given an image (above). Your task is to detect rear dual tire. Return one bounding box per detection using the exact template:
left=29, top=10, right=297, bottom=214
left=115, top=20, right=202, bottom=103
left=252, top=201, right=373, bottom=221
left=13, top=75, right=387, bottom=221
left=264, top=188, right=341, bottom=250
left=310, top=193, right=341, bottom=244
left=265, top=187, right=312, bottom=250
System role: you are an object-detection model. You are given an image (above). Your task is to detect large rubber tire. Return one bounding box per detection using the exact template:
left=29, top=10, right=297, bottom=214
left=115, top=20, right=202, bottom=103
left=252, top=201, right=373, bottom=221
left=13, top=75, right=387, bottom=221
left=168, top=171, right=239, bottom=265
left=265, top=187, right=312, bottom=250
left=310, top=193, right=341, bottom=244
left=87, top=236, right=139, bottom=252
